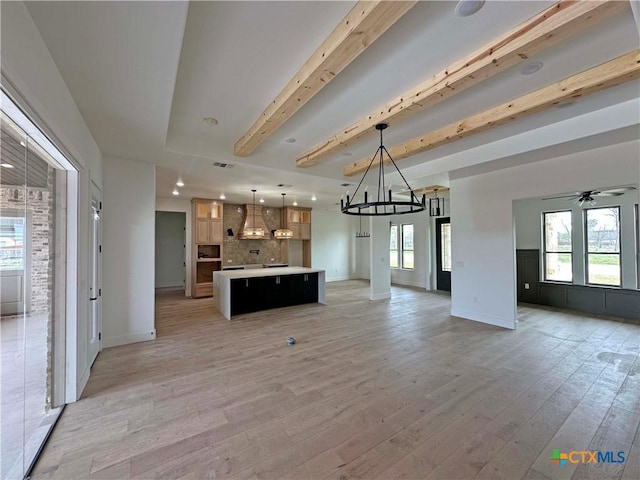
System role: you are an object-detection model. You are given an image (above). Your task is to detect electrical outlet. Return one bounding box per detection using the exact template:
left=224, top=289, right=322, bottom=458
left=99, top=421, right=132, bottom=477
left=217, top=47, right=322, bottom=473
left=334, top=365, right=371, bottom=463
left=524, top=283, right=530, bottom=290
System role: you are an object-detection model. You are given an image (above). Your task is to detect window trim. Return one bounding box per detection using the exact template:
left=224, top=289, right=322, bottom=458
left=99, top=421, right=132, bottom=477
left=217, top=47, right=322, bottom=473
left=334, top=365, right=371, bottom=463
left=542, top=210, right=573, bottom=283
left=390, top=223, right=414, bottom=270
left=401, top=223, right=414, bottom=270
left=584, top=205, right=622, bottom=287
left=390, top=224, right=399, bottom=269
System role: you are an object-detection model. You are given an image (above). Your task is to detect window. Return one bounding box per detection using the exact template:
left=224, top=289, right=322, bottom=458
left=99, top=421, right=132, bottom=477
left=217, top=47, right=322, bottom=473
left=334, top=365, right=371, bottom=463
left=543, top=211, right=572, bottom=282
left=402, top=224, right=414, bottom=269
left=390, top=225, right=398, bottom=268
left=440, top=222, right=451, bottom=272
left=586, top=206, right=621, bottom=286
left=390, top=223, right=414, bottom=269
left=0, top=215, right=25, bottom=270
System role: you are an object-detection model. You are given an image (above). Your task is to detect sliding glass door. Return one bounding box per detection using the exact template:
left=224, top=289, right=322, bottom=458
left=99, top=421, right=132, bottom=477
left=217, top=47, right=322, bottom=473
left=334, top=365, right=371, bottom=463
left=0, top=99, right=71, bottom=478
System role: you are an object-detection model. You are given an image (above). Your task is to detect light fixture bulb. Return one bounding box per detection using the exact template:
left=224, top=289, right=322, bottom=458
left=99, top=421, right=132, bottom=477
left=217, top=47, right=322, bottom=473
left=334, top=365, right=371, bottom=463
left=293, top=200, right=298, bottom=206
left=259, top=198, right=265, bottom=203
left=220, top=193, right=226, bottom=200
left=176, top=180, right=184, bottom=187
left=172, top=189, right=179, bottom=196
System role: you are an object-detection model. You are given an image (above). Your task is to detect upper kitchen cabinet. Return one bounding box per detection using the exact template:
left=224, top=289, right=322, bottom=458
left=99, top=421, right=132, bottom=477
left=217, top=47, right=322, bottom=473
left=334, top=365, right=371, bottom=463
left=193, top=198, right=223, bottom=244
left=285, top=207, right=311, bottom=240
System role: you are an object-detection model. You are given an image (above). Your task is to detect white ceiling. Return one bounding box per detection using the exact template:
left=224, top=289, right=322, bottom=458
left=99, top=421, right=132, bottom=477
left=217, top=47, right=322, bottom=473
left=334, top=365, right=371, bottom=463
left=25, top=1, right=640, bottom=210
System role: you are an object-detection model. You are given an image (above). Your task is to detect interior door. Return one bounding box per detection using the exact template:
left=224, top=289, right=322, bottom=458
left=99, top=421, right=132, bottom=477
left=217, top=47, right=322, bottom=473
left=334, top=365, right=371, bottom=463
left=435, top=217, right=451, bottom=291
left=88, top=188, right=102, bottom=365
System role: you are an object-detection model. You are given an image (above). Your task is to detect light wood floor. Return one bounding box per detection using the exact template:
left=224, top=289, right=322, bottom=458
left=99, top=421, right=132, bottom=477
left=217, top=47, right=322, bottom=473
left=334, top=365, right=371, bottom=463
left=32, top=280, right=640, bottom=480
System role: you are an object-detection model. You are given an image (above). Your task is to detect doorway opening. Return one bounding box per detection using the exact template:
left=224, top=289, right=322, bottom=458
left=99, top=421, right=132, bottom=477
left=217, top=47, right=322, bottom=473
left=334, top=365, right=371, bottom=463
left=155, top=211, right=186, bottom=293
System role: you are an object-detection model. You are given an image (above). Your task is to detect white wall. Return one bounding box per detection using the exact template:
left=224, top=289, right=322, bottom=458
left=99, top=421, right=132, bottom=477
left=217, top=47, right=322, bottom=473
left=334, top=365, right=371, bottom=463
left=103, top=156, right=156, bottom=347
left=514, top=190, right=639, bottom=289
left=1, top=1, right=103, bottom=401
left=311, top=210, right=358, bottom=282
left=156, top=197, right=192, bottom=295
left=450, top=140, right=640, bottom=330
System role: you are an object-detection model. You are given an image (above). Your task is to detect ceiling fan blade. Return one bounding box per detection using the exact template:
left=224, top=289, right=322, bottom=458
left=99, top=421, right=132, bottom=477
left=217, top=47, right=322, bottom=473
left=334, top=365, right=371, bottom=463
left=594, top=192, right=625, bottom=197
left=542, top=194, right=580, bottom=200
left=598, top=186, right=636, bottom=194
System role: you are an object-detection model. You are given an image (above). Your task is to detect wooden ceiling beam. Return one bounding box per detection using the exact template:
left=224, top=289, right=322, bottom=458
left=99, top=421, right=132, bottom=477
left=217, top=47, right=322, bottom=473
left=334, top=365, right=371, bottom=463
left=233, top=0, right=417, bottom=157
left=342, top=50, right=640, bottom=177
left=298, top=0, right=629, bottom=168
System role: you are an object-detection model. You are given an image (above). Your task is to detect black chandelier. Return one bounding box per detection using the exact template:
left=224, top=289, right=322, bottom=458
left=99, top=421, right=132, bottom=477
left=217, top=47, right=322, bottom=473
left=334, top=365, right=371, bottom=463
left=341, top=123, right=426, bottom=216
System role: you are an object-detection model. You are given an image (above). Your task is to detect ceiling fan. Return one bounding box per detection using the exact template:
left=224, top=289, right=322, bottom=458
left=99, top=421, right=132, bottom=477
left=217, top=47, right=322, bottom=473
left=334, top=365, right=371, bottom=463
left=542, top=186, right=636, bottom=207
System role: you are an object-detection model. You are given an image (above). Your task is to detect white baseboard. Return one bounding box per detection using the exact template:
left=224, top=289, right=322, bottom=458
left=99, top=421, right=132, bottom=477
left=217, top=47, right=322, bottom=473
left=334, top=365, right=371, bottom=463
left=391, top=279, right=427, bottom=289
left=326, top=274, right=358, bottom=283
left=103, top=329, right=157, bottom=348
left=370, top=291, right=391, bottom=300
left=450, top=308, right=515, bottom=330
left=155, top=282, right=183, bottom=289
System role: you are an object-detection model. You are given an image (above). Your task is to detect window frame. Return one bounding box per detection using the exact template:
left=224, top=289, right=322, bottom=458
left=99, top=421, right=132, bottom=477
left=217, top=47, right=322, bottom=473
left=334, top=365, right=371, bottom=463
left=390, top=224, right=399, bottom=269
left=584, top=206, right=622, bottom=287
left=542, top=210, right=573, bottom=283
left=401, top=224, right=414, bottom=270
left=390, top=223, right=414, bottom=270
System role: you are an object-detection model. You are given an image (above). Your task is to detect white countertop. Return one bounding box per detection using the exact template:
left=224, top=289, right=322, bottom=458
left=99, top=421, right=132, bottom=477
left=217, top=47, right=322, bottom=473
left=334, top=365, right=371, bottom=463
left=214, top=266, right=324, bottom=279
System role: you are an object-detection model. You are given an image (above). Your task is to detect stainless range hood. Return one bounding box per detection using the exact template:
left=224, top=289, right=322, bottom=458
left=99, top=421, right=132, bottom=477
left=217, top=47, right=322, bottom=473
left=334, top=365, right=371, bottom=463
left=238, top=204, right=269, bottom=239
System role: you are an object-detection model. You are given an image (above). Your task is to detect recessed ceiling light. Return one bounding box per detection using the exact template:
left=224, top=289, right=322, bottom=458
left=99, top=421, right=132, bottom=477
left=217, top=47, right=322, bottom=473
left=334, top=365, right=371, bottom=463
left=1, top=163, right=14, bottom=169
left=521, top=62, right=543, bottom=75
left=203, top=117, right=218, bottom=127
left=311, top=195, right=317, bottom=201
left=455, top=0, right=485, bottom=17
left=219, top=193, right=226, bottom=200
left=293, top=200, right=298, bottom=206
left=20, top=141, right=26, bottom=147
left=176, top=180, right=184, bottom=187
left=284, top=137, right=296, bottom=144
left=259, top=198, right=265, bottom=203
left=172, top=188, right=179, bottom=196
left=341, top=152, right=353, bottom=157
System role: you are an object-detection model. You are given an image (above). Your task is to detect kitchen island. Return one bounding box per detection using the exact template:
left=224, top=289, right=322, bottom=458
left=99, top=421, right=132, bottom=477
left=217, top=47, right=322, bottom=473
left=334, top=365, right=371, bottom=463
left=213, top=267, right=325, bottom=320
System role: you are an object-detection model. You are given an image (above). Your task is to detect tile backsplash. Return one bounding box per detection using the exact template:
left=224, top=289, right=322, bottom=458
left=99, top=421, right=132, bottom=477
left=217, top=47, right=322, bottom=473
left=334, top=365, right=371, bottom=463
left=223, top=203, right=284, bottom=265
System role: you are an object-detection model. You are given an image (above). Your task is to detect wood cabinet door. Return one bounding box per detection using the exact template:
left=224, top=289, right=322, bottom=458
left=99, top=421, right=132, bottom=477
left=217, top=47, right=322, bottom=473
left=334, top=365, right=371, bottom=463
left=209, top=219, right=222, bottom=244
left=195, top=203, right=210, bottom=219
left=287, top=209, right=300, bottom=224
left=300, top=223, right=311, bottom=240
left=195, top=219, right=210, bottom=243
left=290, top=223, right=301, bottom=239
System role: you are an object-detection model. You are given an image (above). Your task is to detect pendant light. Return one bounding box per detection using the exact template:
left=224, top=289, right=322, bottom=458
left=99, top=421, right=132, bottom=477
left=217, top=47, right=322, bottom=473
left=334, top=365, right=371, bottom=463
left=429, top=189, right=445, bottom=217
left=341, top=123, right=426, bottom=216
left=355, top=215, right=370, bottom=238
left=243, top=189, right=265, bottom=239
left=274, top=193, right=294, bottom=239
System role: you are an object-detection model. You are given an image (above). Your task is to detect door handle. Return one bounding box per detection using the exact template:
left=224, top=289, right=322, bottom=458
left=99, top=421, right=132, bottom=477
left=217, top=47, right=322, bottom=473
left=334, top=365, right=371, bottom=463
left=90, top=297, right=98, bottom=301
